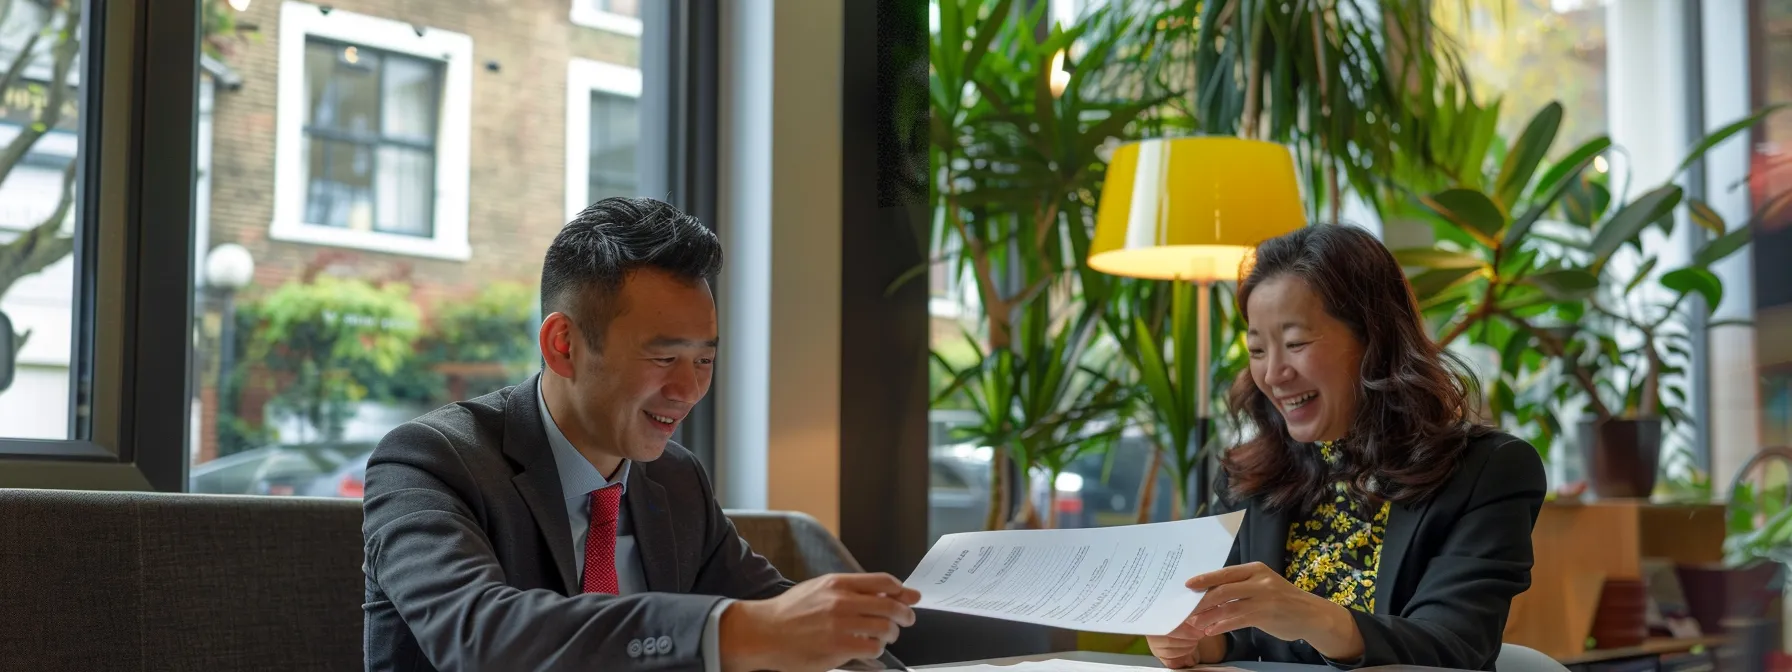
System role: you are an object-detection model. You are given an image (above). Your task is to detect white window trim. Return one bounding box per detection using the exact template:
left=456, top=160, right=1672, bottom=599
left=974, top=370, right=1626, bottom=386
left=564, top=58, right=643, bottom=223
left=271, top=0, right=474, bottom=261
left=569, top=2, right=643, bottom=36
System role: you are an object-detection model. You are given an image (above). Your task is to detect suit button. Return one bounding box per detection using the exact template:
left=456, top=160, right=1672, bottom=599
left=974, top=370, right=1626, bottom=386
left=644, top=637, right=660, bottom=655
left=628, top=639, right=643, bottom=658
left=656, top=636, right=673, bottom=654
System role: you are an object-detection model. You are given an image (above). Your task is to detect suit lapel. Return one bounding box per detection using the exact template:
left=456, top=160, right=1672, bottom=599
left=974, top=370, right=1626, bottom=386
left=627, top=464, right=681, bottom=592
left=502, top=373, right=580, bottom=593
left=1376, top=498, right=1424, bottom=616
left=1248, top=502, right=1290, bottom=577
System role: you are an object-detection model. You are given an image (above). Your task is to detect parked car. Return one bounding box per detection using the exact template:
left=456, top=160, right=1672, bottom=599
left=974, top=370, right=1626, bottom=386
left=302, top=448, right=372, bottom=499
left=189, top=442, right=373, bottom=497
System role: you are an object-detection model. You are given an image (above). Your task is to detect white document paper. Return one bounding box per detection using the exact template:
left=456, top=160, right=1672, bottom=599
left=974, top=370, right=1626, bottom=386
left=912, top=663, right=1159, bottom=672
left=902, top=511, right=1245, bottom=636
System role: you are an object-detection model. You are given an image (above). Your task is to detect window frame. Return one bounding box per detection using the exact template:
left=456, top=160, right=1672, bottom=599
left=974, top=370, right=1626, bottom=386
left=0, top=0, right=198, bottom=492
left=270, top=1, right=472, bottom=261
left=563, top=58, right=643, bottom=223
left=570, top=0, right=644, bottom=36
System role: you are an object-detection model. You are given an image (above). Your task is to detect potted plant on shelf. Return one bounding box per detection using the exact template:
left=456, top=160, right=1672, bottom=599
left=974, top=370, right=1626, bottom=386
left=1392, top=101, right=1787, bottom=498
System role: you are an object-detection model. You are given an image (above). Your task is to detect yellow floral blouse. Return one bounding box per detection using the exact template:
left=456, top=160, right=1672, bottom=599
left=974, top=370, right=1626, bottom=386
left=1284, top=440, right=1390, bottom=614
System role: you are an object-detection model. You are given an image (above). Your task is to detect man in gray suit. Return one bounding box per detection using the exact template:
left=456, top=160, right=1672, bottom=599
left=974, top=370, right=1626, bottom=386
left=363, top=197, right=920, bottom=671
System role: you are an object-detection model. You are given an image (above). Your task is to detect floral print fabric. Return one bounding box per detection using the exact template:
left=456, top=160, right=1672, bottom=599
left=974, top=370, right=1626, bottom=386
left=1284, top=441, right=1389, bottom=613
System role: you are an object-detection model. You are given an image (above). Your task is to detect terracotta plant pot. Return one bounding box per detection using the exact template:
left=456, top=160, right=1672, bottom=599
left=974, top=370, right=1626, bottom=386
left=1589, top=578, right=1650, bottom=649
left=1579, top=418, right=1662, bottom=499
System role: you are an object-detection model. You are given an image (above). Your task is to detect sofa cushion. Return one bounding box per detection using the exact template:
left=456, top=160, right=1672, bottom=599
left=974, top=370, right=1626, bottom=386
left=0, top=489, right=364, bottom=670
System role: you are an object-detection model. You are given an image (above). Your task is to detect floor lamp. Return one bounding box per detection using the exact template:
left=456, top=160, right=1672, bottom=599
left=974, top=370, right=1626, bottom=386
left=1087, top=137, right=1306, bottom=515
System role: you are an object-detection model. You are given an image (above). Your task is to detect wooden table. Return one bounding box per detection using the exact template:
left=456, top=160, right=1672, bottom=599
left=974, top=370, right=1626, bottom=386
left=917, top=650, right=1472, bottom=671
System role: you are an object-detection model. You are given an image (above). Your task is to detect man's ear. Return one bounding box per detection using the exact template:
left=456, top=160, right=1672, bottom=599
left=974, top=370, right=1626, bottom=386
left=539, top=312, right=578, bottom=379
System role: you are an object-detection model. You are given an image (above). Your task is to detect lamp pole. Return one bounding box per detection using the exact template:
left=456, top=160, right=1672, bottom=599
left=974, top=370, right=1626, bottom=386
left=203, top=244, right=255, bottom=460
left=1195, top=279, right=1211, bottom=514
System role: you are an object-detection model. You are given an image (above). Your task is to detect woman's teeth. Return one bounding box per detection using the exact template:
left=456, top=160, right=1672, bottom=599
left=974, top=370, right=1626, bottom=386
left=1282, top=392, right=1317, bottom=410
left=647, top=412, right=675, bottom=424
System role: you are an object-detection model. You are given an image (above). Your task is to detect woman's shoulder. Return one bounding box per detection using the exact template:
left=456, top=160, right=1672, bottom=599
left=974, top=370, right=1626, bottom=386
left=1456, top=427, right=1548, bottom=497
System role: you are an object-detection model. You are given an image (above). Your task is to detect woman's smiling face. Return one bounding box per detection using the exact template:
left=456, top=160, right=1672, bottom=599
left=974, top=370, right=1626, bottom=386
left=1244, top=274, right=1366, bottom=443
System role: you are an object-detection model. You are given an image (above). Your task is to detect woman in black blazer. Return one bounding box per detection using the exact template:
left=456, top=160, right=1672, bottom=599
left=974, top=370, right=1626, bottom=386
left=1147, top=225, right=1547, bottom=670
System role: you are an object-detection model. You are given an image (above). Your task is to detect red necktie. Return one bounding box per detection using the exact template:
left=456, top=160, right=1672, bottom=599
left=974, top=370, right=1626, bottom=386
left=582, top=484, right=623, bottom=594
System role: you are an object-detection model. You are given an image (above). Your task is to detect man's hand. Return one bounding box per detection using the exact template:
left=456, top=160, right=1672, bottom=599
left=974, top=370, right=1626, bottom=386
left=719, top=573, right=921, bottom=672
left=1183, top=562, right=1365, bottom=662
left=1145, top=619, right=1226, bottom=669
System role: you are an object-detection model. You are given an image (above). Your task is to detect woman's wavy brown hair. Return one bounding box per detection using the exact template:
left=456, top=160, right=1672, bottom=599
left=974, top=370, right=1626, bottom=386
left=1220, top=224, right=1488, bottom=513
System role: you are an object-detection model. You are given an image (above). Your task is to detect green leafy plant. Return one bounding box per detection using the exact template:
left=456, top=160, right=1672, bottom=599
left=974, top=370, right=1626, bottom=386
left=1393, top=101, right=1787, bottom=455
left=412, top=282, right=541, bottom=401
left=928, top=0, right=1180, bottom=527
left=244, top=277, right=421, bottom=443
left=933, top=298, right=1131, bottom=529
left=1726, top=480, right=1792, bottom=569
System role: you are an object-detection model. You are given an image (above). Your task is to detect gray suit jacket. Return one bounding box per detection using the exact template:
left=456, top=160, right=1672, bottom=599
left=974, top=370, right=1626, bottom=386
left=362, top=374, right=794, bottom=671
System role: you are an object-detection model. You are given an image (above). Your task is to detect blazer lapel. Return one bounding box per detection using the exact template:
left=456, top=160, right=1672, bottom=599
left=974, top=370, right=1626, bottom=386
left=627, top=464, right=681, bottom=592
left=502, top=373, right=580, bottom=593
left=1376, top=499, right=1425, bottom=616
left=1247, top=502, right=1290, bottom=577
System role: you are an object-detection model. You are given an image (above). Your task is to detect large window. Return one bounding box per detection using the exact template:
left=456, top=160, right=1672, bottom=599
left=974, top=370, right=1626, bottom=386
left=0, top=0, right=194, bottom=491
left=186, top=0, right=691, bottom=496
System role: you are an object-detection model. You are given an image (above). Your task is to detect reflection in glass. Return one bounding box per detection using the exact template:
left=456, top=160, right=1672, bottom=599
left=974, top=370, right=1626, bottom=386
left=0, top=0, right=89, bottom=441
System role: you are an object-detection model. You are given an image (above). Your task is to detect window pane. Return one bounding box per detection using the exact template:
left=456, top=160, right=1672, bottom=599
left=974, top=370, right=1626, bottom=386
left=1755, top=0, right=1792, bottom=312
left=192, top=0, right=667, bottom=493
left=1757, top=0, right=1792, bottom=446
left=304, top=137, right=376, bottom=230
left=381, top=55, right=440, bottom=145
left=375, top=146, right=433, bottom=236
left=306, top=40, right=382, bottom=135
left=587, top=91, right=638, bottom=203
left=0, top=0, right=89, bottom=441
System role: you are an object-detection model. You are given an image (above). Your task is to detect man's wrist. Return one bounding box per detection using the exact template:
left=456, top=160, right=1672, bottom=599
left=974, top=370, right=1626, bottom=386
left=718, top=599, right=767, bottom=672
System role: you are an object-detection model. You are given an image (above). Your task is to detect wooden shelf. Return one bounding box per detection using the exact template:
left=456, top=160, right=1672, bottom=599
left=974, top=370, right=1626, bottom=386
left=1557, top=636, right=1729, bottom=666
left=1504, top=501, right=1729, bottom=659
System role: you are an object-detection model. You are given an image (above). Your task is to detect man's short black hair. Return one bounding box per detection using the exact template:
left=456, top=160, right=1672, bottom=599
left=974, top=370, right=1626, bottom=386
left=540, top=197, right=723, bottom=349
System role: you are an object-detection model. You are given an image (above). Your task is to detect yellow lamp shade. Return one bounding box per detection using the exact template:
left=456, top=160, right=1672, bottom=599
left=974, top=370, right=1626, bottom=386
left=1090, top=137, right=1307, bottom=282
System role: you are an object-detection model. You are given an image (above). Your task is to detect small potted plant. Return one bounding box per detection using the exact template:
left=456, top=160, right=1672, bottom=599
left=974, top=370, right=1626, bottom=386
left=1670, top=451, right=1791, bottom=657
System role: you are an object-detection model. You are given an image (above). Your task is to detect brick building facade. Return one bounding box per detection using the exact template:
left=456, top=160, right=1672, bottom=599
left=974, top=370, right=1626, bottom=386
left=197, top=0, right=643, bottom=461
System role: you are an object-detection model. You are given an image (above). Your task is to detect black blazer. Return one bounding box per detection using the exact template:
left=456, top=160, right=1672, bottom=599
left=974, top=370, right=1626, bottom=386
left=1215, top=430, right=1547, bottom=670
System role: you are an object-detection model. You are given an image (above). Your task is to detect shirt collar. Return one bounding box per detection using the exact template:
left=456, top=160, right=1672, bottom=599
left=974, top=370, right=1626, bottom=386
left=536, top=377, right=630, bottom=500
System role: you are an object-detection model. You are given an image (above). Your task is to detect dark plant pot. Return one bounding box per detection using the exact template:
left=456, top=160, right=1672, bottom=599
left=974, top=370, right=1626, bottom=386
left=1579, top=418, right=1662, bottom=499
left=1675, top=562, right=1784, bottom=636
